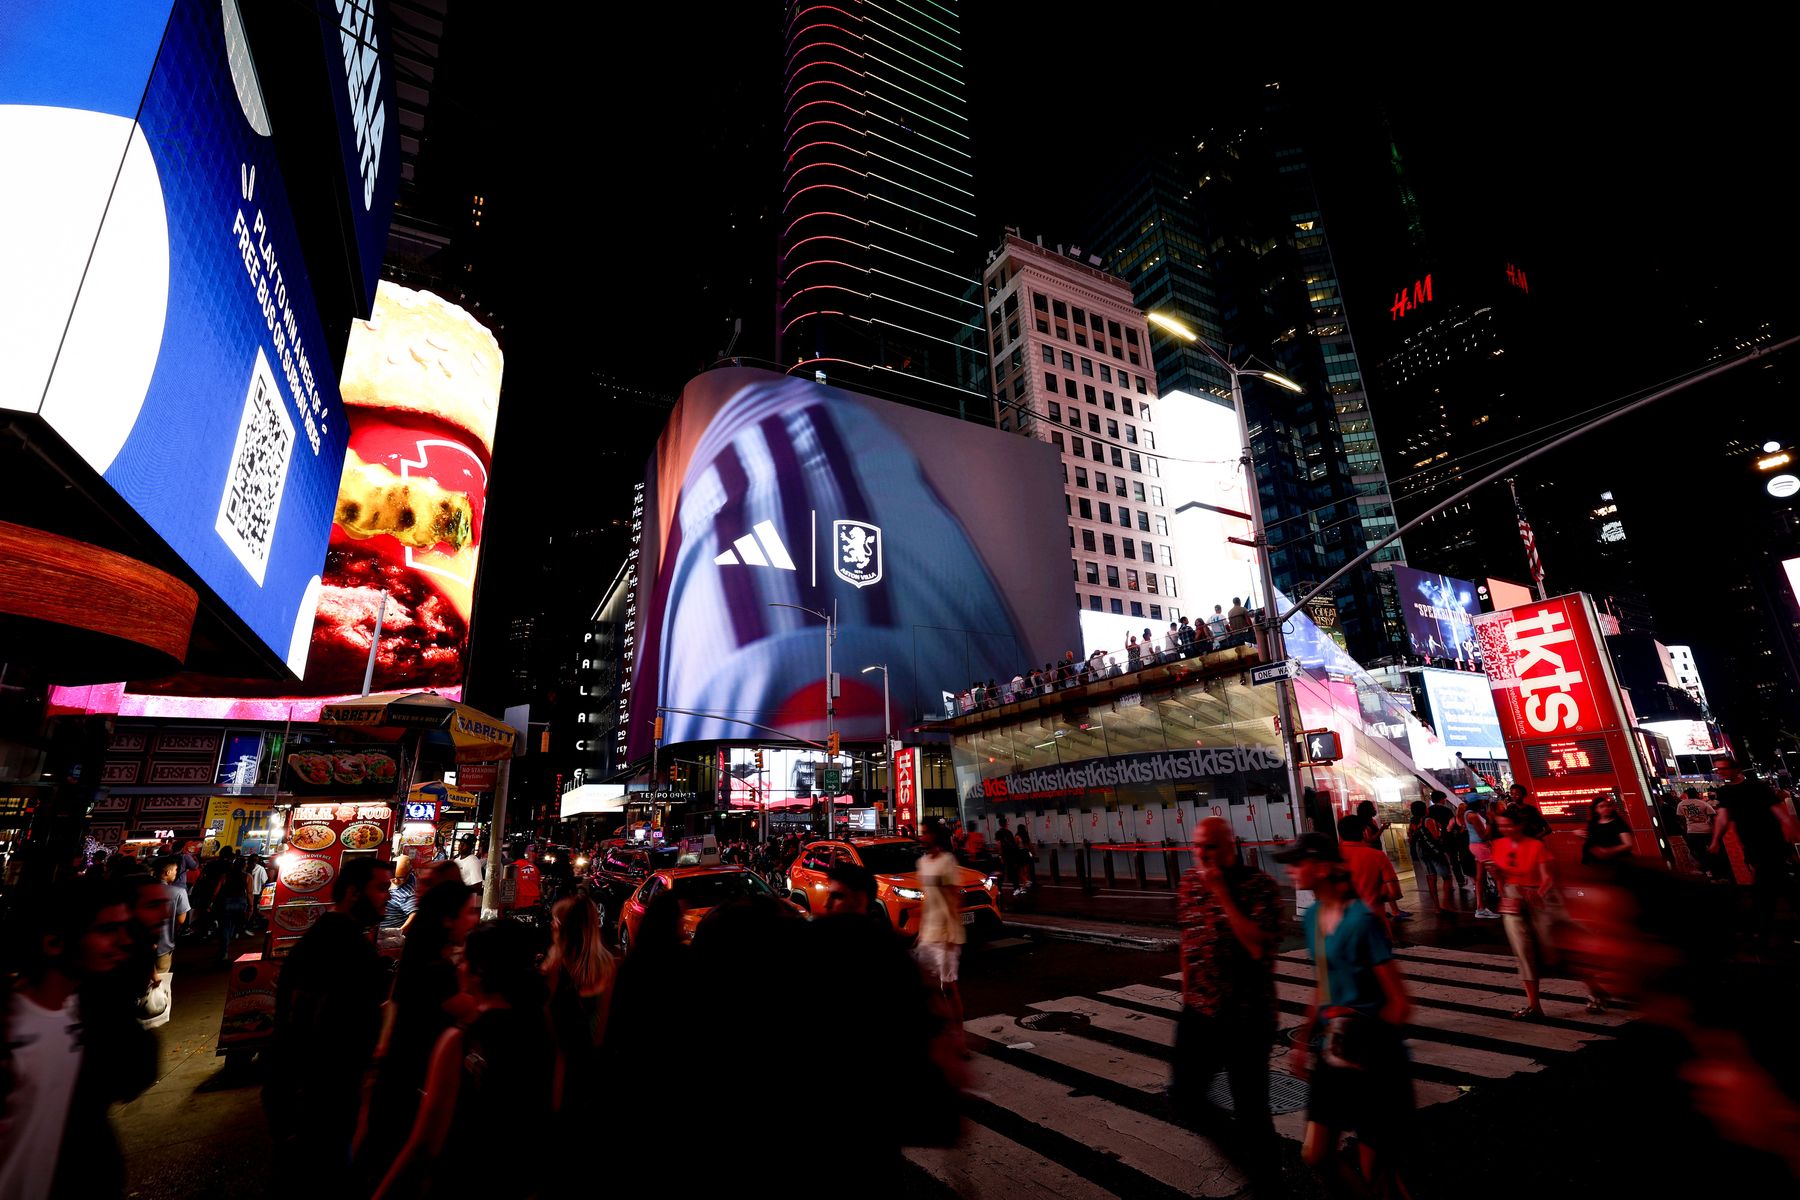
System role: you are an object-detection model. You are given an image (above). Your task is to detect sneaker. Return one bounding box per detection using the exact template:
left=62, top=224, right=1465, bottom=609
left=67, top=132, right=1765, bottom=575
left=1474, top=908, right=1501, bottom=919
left=1391, top=911, right=1414, bottom=921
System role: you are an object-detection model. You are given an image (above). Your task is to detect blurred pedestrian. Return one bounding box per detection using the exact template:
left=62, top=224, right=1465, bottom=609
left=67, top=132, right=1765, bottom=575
left=265, top=857, right=393, bottom=1180
left=1708, top=755, right=1800, bottom=942
left=1465, top=795, right=1501, bottom=919
left=454, top=834, right=484, bottom=889
left=358, top=881, right=479, bottom=1186
left=244, top=852, right=269, bottom=933
left=915, top=824, right=966, bottom=1027
left=1336, top=815, right=1396, bottom=932
left=1174, top=818, right=1282, bottom=1192
left=1278, top=835, right=1413, bottom=1197
left=1582, top=795, right=1634, bottom=868
left=1407, top=799, right=1452, bottom=910
left=1508, top=783, right=1550, bottom=838
left=211, top=849, right=249, bottom=966
left=374, top=921, right=554, bottom=1199
left=1015, top=822, right=1038, bottom=891
left=545, top=894, right=615, bottom=1090
left=1675, top=787, right=1720, bottom=878
left=1491, top=807, right=1560, bottom=1018
left=0, top=876, right=154, bottom=1200
left=381, top=854, right=419, bottom=940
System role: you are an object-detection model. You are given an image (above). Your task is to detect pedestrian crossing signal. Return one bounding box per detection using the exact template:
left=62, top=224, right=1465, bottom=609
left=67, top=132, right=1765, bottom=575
left=1302, top=729, right=1342, bottom=764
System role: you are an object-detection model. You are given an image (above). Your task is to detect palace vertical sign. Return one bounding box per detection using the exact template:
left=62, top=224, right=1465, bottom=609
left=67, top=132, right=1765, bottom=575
left=1472, top=593, right=1658, bottom=856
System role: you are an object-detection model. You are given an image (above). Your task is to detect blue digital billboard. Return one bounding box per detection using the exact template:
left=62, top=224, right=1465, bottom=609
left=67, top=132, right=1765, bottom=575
left=1394, top=564, right=1481, bottom=666
left=1419, top=667, right=1507, bottom=759
left=0, top=0, right=353, bottom=674
left=317, top=0, right=399, bottom=312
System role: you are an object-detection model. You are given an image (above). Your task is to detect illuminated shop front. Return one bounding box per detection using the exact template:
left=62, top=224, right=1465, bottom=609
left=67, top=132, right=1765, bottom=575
left=948, top=602, right=1462, bottom=884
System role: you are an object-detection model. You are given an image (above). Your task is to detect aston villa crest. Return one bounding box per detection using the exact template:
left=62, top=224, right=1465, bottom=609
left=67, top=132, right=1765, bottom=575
left=833, top=520, right=883, bottom=588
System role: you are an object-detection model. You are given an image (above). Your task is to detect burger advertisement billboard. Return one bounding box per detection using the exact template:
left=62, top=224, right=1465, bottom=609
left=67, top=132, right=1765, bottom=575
left=54, top=283, right=502, bottom=721
left=1472, top=592, right=1658, bottom=853
left=626, top=368, right=1081, bottom=760
left=2, top=0, right=355, bottom=672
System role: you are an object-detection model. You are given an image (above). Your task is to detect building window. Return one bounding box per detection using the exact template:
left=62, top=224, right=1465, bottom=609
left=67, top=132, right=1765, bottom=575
left=1113, top=344, right=1124, bottom=360
left=1072, top=559, right=1079, bottom=581
left=1089, top=594, right=1103, bottom=611
left=1044, top=370, right=1056, bottom=391
left=1121, top=397, right=1133, bottom=415
left=1072, top=306, right=1086, bottom=327
left=1053, top=299, right=1068, bottom=319
left=1081, top=357, right=1094, bottom=376
left=1074, top=467, right=1088, bottom=487
left=1087, top=413, right=1100, bottom=433
left=1075, top=329, right=1087, bottom=348
left=1065, top=378, right=1077, bottom=398
left=1056, top=325, right=1069, bottom=341
left=1128, top=350, right=1140, bottom=365
left=1091, top=312, right=1104, bottom=331
left=1036, top=318, right=1049, bottom=333
left=1118, top=505, right=1130, bottom=526
left=1078, top=497, right=1092, bottom=519
left=1048, top=400, right=1062, bottom=421
left=989, top=309, right=1001, bottom=331
left=1129, top=452, right=1141, bottom=472
left=1155, top=515, right=1168, bottom=536
left=1114, top=477, right=1126, bottom=497
left=1085, top=385, right=1098, bottom=404
left=1110, top=598, right=1124, bottom=615
left=1050, top=431, right=1064, bottom=449
left=1133, top=481, right=1146, bottom=502
left=1146, top=572, right=1159, bottom=594
left=1033, top=292, right=1048, bottom=312
left=1085, top=561, right=1099, bottom=584
left=1130, top=601, right=1144, bottom=617
left=1000, top=415, right=1011, bottom=432
left=1061, top=351, right=1074, bottom=370
left=1150, top=604, right=1163, bottom=621
left=1127, top=569, right=1140, bottom=591
left=1137, top=514, right=1150, bottom=533
left=1081, top=530, right=1096, bottom=553
left=1123, top=539, right=1135, bottom=559
left=1100, top=365, right=1113, bottom=383
left=1007, top=320, right=1019, bottom=343
left=1126, top=327, right=1140, bottom=346
left=1160, top=545, right=1173, bottom=565
left=1094, top=471, right=1106, bottom=491
left=1125, top=425, right=1137, bottom=444
left=1072, top=439, right=1085, bottom=459
left=1068, top=409, right=1080, bottom=427
left=1094, top=439, right=1107, bottom=459
left=1010, top=346, right=1023, bottom=370
left=1004, top=292, right=1018, bottom=315
left=1139, top=404, right=1151, bottom=423
left=1069, top=525, right=1076, bottom=547
left=1145, top=430, right=1155, bottom=450
left=1136, top=377, right=1147, bottom=393
left=1042, top=345, right=1054, bottom=363
left=1013, top=377, right=1025, bottom=400
left=1112, top=447, right=1124, bottom=468
left=1106, top=565, right=1121, bottom=587
left=1107, top=419, right=1120, bottom=438
left=1099, top=502, right=1112, bottom=524
left=1164, top=575, right=1178, bottom=597
left=1151, top=485, right=1164, bottom=506
left=1103, top=534, right=1117, bottom=556
left=1107, top=320, right=1122, bottom=340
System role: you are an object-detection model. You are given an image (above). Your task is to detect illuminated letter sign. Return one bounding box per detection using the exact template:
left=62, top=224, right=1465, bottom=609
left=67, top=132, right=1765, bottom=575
left=1390, top=274, right=1433, bottom=320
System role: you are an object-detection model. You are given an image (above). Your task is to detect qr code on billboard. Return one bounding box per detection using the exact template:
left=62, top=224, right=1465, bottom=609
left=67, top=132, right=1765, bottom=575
left=214, top=348, right=294, bottom=585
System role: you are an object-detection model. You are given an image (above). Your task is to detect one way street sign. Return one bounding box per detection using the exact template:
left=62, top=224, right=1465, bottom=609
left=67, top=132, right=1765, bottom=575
left=1250, top=659, right=1299, bottom=686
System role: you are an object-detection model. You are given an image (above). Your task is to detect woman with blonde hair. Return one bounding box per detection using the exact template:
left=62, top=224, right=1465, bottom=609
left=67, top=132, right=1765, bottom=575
left=544, top=895, right=614, bottom=1099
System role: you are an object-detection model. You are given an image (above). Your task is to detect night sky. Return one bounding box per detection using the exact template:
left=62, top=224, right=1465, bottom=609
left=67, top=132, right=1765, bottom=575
left=447, top=9, right=1800, bottom=708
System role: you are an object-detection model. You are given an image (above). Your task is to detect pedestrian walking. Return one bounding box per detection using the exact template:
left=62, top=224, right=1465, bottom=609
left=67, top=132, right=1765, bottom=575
left=1407, top=799, right=1453, bottom=909
left=212, top=850, right=249, bottom=965
left=1357, top=813, right=1410, bottom=921
left=455, top=835, right=485, bottom=889
left=1465, top=795, right=1502, bottom=918
left=1015, top=822, right=1038, bottom=891
left=1336, top=815, right=1397, bottom=932
left=1174, top=818, right=1282, bottom=1191
left=914, top=824, right=966, bottom=1028
left=1277, top=834, right=1413, bottom=1197
left=1508, top=783, right=1550, bottom=838
left=1708, top=755, right=1800, bottom=942
left=265, top=857, right=393, bottom=1179
left=1581, top=795, right=1634, bottom=867
left=373, top=921, right=555, bottom=1199
left=1675, top=787, right=1720, bottom=877
left=1490, top=807, right=1560, bottom=1018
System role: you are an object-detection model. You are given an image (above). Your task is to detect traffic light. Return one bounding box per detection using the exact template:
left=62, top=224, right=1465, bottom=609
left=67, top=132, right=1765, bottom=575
left=754, top=749, right=764, bottom=770
left=652, top=716, right=664, bottom=742
left=828, top=731, right=841, bottom=756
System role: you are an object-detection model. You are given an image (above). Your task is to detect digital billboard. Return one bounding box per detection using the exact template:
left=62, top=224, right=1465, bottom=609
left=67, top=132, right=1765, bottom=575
left=317, top=0, right=400, bottom=312
left=1473, top=592, right=1657, bottom=843
left=1419, top=667, right=1506, bottom=758
left=1394, top=565, right=1481, bottom=666
left=1, top=0, right=354, bottom=672
left=625, top=368, right=1081, bottom=759
left=55, top=284, right=503, bottom=723
left=1160, top=390, right=1260, bottom=613
left=722, top=746, right=857, bottom=811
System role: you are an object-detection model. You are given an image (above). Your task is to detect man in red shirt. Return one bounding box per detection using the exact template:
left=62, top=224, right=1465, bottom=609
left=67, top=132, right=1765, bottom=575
left=505, top=843, right=541, bottom=912
left=1336, top=815, right=1397, bottom=932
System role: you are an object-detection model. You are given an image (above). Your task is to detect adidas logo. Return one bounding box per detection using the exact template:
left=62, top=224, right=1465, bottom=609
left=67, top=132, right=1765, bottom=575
left=713, top=521, right=796, bottom=570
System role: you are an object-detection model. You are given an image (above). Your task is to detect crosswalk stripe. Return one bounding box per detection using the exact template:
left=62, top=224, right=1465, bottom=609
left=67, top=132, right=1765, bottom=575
left=1098, top=983, right=1546, bottom=1081
left=1363, top=957, right=1617, bottom=1008
left=1394, top=944, right=1525, bottom=969
left=1025, top=995, right=1180, bottom=1047
left=906, top=1123, right=1122, bottom=1200
left=1268, top=980, right=1610, bottom=1052
left=1271, top=959, right=1631, bottom=1026
left=964, top=1054, right=1248, bottom=1197
left=967, top=1015, right=1173, bottom=1094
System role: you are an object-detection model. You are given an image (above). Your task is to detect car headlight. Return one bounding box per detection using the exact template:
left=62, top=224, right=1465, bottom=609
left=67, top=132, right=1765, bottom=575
left=892, top=886, right=925, bottom=900
left=983, top=877, right=997, bottom=891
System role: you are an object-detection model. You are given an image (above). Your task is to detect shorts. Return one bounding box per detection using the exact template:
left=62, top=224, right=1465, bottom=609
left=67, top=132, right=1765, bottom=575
left=915, top=940, right=961, bottom=985
left=1304, top=1023, right=1413, bottom=1147
left=1469, top=842, right=1493, bottom=864
left=1418, top=852, right=1449, bottom=878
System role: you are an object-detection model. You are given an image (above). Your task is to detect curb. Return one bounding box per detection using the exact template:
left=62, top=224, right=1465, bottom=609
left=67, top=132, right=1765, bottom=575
left=1004, top=918, right=1178, bottom=952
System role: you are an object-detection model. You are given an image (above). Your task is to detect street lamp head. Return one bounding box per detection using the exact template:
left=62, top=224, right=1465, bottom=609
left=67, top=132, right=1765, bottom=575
left=1147, top=311, right=1199, bottom=342
left=1246, top=369, right=1305, bottom=394
left=861, top=664, right=885, bottom=675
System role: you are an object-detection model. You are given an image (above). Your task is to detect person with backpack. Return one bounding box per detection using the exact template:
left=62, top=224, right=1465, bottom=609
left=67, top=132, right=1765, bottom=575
left=1407, top=799, right=1452, bottom=910
left=1429, top=791, right=1470, bottom=893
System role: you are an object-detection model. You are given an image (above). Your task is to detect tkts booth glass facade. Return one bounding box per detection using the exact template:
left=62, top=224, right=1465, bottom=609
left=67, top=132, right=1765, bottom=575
left=947, top=599, right=1458, bottom=886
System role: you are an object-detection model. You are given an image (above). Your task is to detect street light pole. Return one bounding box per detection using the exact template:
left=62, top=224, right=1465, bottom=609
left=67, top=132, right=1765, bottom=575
left=863, top=664, right=891, bottom=832
left=770, top=601, right=836, bottom=834
left=1149, top=311, right=1308, bottom=827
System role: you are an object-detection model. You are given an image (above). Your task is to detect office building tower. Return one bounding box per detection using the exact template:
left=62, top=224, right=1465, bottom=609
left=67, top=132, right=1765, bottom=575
left=777, top=0, right=986, bottom=417
left=980, top=234, right=1181, bottom=624
left=1088, top=91, right=1404, bottom=663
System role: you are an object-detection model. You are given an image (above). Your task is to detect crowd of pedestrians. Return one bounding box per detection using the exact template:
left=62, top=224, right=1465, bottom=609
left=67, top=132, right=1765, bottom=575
left=953, top=598, right=1258, bottom=714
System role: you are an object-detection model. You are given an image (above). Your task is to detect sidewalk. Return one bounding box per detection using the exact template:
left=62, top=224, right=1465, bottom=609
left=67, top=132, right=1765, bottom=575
left=116, top=936, right=274, bottom=1200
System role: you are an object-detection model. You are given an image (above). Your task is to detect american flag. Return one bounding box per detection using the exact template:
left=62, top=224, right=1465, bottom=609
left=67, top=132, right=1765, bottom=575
left=1509, top=479, right=1546, bottom=598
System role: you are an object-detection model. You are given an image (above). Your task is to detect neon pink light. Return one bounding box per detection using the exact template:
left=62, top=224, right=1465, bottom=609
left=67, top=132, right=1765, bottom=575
left=779, top=259, right=865, bottom=287
left=783, top=98, right=862, bottom=131
left=779, top=311, right=845, bottom=337
left=786, top=58, right=863, bottom=88
left=781, top=182, right=862, bottom=214
left=783, top=233, right=866, bottom=258
left=780, top=208, right=866, bottom=242
left=782, top=284, right=863, bottom=307
left=784, top=25, right=862, bottom=55
left=785, top=4, right=858, bottom=35
left=786, top=78, right=865, bottom=106
left=782, top=41, right=863, bottom=84
left=784, top=163, right=864, bottom=192
left=785, top=140, right=862, bottom=168
left=783, top=120, right=861, bottom=154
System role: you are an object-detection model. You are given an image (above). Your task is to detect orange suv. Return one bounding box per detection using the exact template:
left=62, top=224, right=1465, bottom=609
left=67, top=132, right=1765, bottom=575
left=615, top=865, right=794, bottom=951
left=785, top=837, right=1001, bottom=938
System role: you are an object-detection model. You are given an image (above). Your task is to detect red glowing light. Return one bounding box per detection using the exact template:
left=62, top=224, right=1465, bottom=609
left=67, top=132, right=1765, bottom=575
left=782, top=182, right=862, bottom=214
left=1505, top=262, right=1529, bottom=294
left=1390, top=274, right=1433, bottom=321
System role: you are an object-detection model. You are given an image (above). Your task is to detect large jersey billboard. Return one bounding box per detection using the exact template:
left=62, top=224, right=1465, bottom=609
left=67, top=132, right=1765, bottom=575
left=1, top=0, right=355, bottom=673
left=625, top=368, right=1081, bottom=759
left=1472, top=592, right=1659, bottom=854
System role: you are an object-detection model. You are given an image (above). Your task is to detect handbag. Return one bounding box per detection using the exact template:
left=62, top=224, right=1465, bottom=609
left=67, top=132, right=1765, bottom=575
left=138, top=972, right=173, bottom=1028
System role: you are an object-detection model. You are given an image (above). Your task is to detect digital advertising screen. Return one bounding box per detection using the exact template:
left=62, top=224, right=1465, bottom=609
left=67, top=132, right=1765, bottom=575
left=625, top=368, right=1081, bottom=758
left=54, top=284, right=502, bottom=723
left=1159, top=390, right=1260, bottom=613
left=1394, top=565, right=1481, bottom=666
left=1419, top=667, right=1506, bottom=758
left=1, top=0, right=355, bottom=673
left=722, top=746, right=857, bottom=811
left=316, top=0, right=400, bottom=312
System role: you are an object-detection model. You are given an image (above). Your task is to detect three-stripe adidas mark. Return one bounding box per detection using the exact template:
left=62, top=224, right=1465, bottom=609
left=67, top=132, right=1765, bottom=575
left=714, top=521, right=797, bottom=570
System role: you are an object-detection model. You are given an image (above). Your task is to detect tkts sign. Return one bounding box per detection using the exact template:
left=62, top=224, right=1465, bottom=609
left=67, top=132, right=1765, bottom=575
left=892, top=747, right=919, bottom=827
left=1473, top=593, right=1657, bottom=856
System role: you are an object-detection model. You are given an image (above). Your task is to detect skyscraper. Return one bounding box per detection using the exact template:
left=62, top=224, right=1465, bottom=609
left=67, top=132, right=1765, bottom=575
left=777, top=0, right=986, bottom=417
left=980, top=233, right=1182, bottom=625
left=1087, top=88, right=1405, bottom=663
